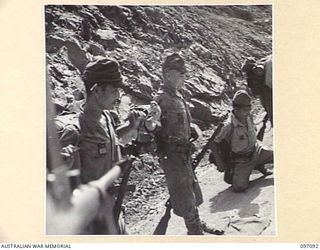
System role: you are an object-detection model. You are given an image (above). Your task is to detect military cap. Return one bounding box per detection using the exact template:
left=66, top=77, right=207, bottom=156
left=232, top=90, right=251, bottom=107
left=162, top=53, right=187, bottom=73
left=241, top=57, right=256, bottom=73
left=83, top=58, right=123, bottom=91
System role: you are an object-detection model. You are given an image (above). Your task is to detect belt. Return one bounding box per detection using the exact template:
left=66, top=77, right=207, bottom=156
left=160, top=135, right=190, bottom=145
left=231, top=150, right=254, bottom=159
left=161, top=141, right=192, bottom=154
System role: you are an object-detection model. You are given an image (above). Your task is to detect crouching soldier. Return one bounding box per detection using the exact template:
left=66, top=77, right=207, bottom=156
left=210, top=90, right=274, bottom=193
left=155, top=53, right=206, bottom=235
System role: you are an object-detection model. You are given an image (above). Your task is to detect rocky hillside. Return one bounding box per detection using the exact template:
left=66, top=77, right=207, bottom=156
left=45, top=5, right=272, bottom=124
left=46, top=6, right=273, bottom=235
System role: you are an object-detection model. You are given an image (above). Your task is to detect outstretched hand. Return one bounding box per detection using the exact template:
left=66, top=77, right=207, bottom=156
left=60, top=145, right=79, bottom=166
left=147, top=101, right=161, bottom=123
left=127, top=110, right=146, bottom=128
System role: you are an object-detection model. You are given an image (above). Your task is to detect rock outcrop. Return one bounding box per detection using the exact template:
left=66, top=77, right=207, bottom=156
left=45, top=5, right=272, bottom=123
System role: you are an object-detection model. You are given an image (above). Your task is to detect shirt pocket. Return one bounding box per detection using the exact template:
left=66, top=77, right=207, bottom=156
left=80, top=141, right=101, bottom=159
left=232, top=128, right=249, bottom=152
left=164, top=107, right=187, bottom=128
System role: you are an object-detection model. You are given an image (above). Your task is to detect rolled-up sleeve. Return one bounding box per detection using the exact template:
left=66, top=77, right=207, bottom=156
left=59, top=126, right=80, bottom=148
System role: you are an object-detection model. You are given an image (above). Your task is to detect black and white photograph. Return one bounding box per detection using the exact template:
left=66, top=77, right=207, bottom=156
left=45, top=5, right=275, bottom=236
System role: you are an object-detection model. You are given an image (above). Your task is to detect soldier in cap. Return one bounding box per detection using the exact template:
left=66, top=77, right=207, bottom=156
left=241, top=55, right=273, bottom=126
left=154, top=53, right=206, bottom=235
left=58, top=57, right=157, bottom=234
left=210, top=90, right=274, bottom=192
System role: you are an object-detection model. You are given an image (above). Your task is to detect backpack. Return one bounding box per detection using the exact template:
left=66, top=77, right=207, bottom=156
left=209, top=123, right=234, bottom=184
left=209, top=121, right=234, bottom=164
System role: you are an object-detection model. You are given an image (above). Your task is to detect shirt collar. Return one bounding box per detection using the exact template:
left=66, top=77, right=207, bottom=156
left=231, top=112, right=247, bottom=127
left=162, top=86, right=183, bottom=98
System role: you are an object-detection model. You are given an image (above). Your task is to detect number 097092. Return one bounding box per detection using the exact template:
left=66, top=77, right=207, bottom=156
left=300, top=244, right=319, bottom=248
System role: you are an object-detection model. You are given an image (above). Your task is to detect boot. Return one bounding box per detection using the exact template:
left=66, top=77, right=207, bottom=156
left=256, top=164, right=273, bottom=176
left=185, top=221, right=203, bottom=235
left=184, top=210, right=203, bottom=235
left=200, top=220, right=224, bottom=235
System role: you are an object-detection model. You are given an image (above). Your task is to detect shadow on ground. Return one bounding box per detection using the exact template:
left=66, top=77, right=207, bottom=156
left=209, top=176, right=274, bottom=217
left=205, top=175, right=274, bottom=235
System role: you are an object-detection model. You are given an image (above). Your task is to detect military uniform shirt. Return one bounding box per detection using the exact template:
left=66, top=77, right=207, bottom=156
left=59, top=111, right=121, bottom=183
left=155, top=88, right=191, bottom=143
left=154, top=87, right=203, bottom=218
left=214, top=113, right=257, bottom=154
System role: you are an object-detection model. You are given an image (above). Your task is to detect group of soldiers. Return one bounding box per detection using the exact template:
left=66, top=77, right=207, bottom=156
left=47, top=52, right=274, bottom=235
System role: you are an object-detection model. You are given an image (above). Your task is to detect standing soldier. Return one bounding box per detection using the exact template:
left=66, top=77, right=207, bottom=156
left=57, top=57, right=158, bottom=234
left=155, top=53, right=205, bottom=235
left=241, top=55, right=273, bottom=126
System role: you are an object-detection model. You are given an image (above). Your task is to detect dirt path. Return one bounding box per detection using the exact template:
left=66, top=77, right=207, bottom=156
left=126, top=112, right=275, bottom=236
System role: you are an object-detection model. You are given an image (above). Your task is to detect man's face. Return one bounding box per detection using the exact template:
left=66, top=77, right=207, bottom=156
left=96, top=84, right=121, bottom=110
left=233, top=105, right=251, bottom=121
left=164, top=69, right=186, bottom=90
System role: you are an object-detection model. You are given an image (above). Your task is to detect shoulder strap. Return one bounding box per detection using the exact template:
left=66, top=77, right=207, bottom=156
left=102, top=111, right=118, bottom=161
left=180, top=97, right=192, bottom=124
left=224, top=121, right=234, bottom=145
